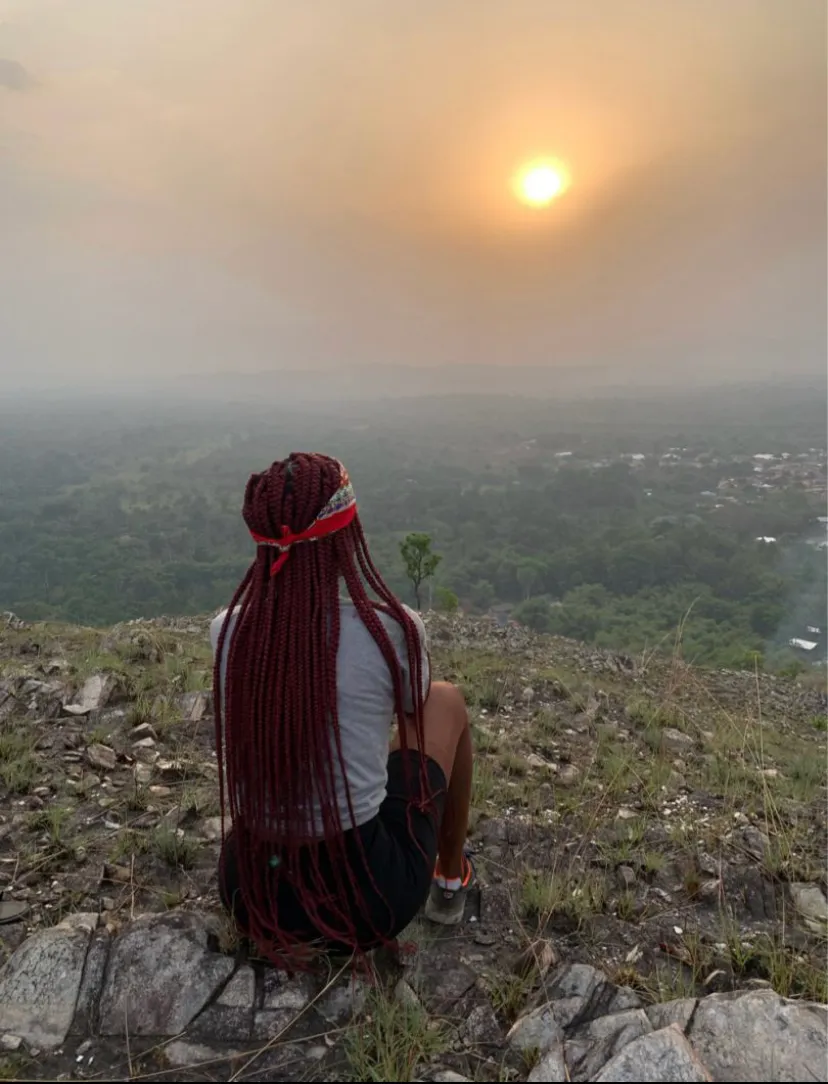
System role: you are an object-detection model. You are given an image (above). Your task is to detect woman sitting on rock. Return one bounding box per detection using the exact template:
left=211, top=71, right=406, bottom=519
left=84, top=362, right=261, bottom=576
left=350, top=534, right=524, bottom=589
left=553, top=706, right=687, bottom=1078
left=211, top=452, right=474, bottom=961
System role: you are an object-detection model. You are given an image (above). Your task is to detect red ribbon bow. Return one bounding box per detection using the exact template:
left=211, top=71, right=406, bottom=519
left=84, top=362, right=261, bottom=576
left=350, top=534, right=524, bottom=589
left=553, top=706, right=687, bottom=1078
left=250, top=502, right=357, bottom=577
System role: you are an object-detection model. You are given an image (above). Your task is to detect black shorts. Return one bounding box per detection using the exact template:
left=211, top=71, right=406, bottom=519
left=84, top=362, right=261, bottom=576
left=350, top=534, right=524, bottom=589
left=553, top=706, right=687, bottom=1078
left=218, top=749, right=447, bottom=952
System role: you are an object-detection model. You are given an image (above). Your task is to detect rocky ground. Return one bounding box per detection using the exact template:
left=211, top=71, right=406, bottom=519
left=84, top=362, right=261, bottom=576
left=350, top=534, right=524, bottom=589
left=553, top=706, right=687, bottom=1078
left=0, top=610, right=826, bottom=1081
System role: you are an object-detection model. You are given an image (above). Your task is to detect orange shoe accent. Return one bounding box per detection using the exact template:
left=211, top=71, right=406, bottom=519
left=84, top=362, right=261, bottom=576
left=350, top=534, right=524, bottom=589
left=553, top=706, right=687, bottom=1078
left=434, top=854, right=473, bottom=887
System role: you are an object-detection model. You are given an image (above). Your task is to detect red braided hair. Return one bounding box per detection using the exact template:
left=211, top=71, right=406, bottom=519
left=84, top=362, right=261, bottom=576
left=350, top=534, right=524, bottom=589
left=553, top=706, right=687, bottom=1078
left=213, top=452, right=427, bottom=962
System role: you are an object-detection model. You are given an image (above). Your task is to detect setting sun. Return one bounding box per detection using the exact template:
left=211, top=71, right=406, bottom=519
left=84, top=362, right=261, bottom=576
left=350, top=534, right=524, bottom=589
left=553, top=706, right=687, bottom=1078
left=513, top=160, right=570, bottom=207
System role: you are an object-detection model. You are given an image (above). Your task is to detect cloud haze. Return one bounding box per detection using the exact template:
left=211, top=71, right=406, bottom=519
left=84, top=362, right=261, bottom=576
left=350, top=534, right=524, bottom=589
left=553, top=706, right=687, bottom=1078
left=0, top=0, right=825, bottom=391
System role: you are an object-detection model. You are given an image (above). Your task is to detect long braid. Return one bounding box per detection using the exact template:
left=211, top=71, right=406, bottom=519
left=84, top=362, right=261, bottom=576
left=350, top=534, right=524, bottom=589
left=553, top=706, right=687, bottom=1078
left=213, top=453, right=427, bottom=962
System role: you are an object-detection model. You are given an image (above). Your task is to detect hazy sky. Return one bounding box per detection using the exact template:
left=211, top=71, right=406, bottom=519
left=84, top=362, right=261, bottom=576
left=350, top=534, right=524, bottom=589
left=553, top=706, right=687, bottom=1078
left=1, top=0, right=825, bottom=391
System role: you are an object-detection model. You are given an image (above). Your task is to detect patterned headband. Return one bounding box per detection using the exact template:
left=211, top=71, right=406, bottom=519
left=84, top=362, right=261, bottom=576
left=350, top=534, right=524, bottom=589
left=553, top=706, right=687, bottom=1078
left=249, top=461, right=357, bottom=577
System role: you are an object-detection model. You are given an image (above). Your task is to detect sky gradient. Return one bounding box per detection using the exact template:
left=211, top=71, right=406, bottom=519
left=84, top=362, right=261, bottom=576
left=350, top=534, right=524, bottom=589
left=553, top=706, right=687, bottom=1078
left=1, top=0, right=825, bottom=392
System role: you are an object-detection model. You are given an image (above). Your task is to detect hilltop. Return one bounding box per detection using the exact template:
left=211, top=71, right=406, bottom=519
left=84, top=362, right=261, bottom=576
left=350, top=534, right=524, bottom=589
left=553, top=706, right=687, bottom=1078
left=0, top=610, right=826, bottom=1081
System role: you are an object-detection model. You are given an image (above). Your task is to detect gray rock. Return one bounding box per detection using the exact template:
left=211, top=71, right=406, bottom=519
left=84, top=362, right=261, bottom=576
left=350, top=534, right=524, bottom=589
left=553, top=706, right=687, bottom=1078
left=646, top=998, right=697, bottom=1033
left=688, top=989, right=828, bottom=1082
left=432, top=1073, right=472, bottom=1083
left=566, top=1008, right=652, bottom=1081
left=99, top=913, right=235, bottom=1036
left=130, top=722, right=157, bottom=741
left=461, top=1001, right=502, bottom=1044
left=86, top=743, right=117, bottom=771
left=741, top=826, right=770, bottom=861
left=0, top=1034, right=23, bottom=1052
left=594, top=1024, right=711, bottom=1082
left=661, top=727, right=694, bottom=754
left=253, top=1009, right=302, bottom=1041
left=413, top=962, right=477, bottom=1007
left=0, top=918, right=93, bottom=1049
left=556, top=763, right=580, bottom=785
left=164, top=1039, right=241, bottom=1068
left=201, top=816, right=224, bottom=841
left=252, top=970, right=315, bottom=1040
left=189, top=966, right=255, bottom=1042
left=507, top=1004, right=564, bottom=1054
left=394, top=979, right=421, bottom=1008
left=262, top=970, right=315, bottom=1012
left=63, top=675, right=115, bottom=715
left=181, top=691, right=209, bottom=722
left=789, top=882, right=828, bottom=934
left=71, top=928, right=112, bottom=1035
left=133, top=763, right=153, bottom=785
left=617, top=865, right=636, bottom=890
left=546, top=963, right=642, bottom=1028
left=548, top=962, right=603, bottom=1001
left=528, top=1043, right=567, bottom=1082
left=318, top=977, right=369, bottom=1024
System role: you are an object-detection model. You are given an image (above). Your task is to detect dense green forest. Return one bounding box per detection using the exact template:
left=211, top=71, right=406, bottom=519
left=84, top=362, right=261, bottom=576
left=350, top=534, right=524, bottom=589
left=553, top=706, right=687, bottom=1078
left=1, top=383, right=825, bottom=671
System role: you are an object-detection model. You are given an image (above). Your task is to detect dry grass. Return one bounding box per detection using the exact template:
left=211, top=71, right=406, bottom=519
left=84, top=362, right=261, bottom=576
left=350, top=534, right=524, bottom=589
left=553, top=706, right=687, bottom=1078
left=344, top=984, right=448, bottom=1082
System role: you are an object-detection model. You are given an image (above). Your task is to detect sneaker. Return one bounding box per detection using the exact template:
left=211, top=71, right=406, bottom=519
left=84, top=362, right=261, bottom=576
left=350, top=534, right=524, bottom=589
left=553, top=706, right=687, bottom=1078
left=424, top=854, right=475, bottom=926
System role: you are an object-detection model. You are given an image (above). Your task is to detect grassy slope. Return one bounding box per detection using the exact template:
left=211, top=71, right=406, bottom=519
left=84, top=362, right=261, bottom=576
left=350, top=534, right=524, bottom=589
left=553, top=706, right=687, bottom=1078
left=0, top=613, right=825, bottom=1080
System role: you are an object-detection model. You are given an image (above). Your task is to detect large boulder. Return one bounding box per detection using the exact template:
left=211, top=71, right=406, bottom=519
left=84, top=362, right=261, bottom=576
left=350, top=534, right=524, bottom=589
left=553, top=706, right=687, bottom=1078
left=99, top=912, right=235, bottom=1036
left=0, top=914, right=95, bottom=1049
left=594, top=1024, right=711, bottom=1082
left=687, top=989, right=828, bottom=1083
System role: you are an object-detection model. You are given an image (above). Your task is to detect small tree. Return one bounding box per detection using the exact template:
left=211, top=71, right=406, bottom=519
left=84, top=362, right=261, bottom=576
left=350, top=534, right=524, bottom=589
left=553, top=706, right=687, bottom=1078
left=400, top=533, right=442, bottom=610
left=434, top=586, right=459, bottom=613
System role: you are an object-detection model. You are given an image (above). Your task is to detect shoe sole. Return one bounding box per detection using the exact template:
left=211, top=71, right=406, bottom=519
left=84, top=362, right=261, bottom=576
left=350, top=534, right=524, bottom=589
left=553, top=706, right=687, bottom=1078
left=424, top=893, right=467, bottom=926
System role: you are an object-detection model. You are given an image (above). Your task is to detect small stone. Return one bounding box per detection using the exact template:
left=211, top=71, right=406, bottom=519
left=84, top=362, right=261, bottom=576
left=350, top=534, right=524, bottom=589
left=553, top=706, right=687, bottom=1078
left=617, top=865, right=636, bottom=890
left=133, top=763, right=153, bottom=785
left=789, top=883, right=828, bottom=933
left=660, top=728, right=694, bottom=754
left=698, top=879, right=721, bottom=901
left=130, top=722, right=157, bottom=741
left=697, top=853, right=719, bottom=876
left=102, top=863, right=132, bottom=884
left=432, top=1073, right=472, bottom=1083
left=101, top=897, right=116, bottom=911
left=394, top=980, right=421, bottom=1008
left=180, top=691, right=208, bottom=723
left=165, top=1039, right=239, bottom=1068
left=461, top=1001, right=502, bottom=1044
left=555, top=763, right=580, bottom=786
left=86, top=744, right=117, bottom=772
left=527, top=752, right=551, bottom=769
left=158, top=760, right=190, bottom=781
left=201, top=816, right=224, bottom=842
left=132, top=736, right=156, bottom=750
left=63, top=674, right=116, bottom=716
left=741, top=826, right=770, bottom=861
left=522, top=687, right=535, bottom=703
left=0, top=1035, right=22, bottom=1052
left=616, top=807, right=638, bottom=821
